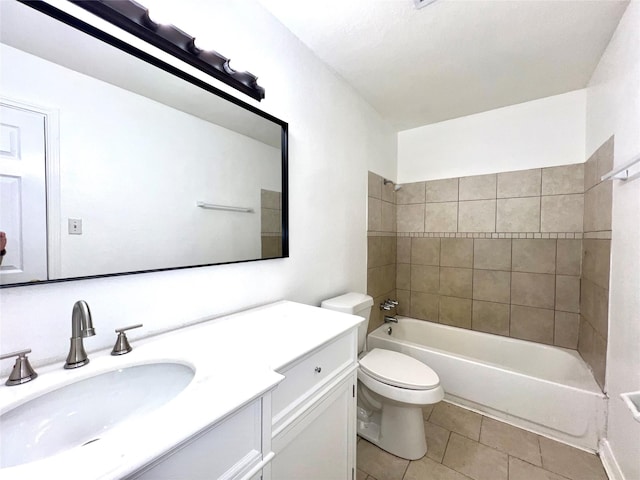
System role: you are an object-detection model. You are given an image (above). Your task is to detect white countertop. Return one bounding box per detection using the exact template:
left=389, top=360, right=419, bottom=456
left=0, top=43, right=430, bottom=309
left=0, top=300, right=363, bottom=480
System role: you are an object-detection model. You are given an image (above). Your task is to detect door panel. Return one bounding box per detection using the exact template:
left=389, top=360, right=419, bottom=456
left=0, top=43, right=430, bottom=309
left=0, top=104, right=47, bottom=284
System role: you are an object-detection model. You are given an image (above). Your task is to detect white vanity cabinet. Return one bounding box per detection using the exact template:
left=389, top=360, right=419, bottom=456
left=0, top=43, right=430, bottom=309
left=129, top=397, right=274, bottom=480
left=270, top=330, right=358, bottom=480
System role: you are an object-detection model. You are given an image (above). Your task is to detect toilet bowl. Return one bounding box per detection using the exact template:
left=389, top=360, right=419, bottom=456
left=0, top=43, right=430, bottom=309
left=321, top=293, right=444, bottom=460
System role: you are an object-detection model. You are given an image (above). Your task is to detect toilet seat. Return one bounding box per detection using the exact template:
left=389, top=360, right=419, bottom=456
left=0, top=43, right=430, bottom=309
left=359, top=349, right=440, bottom=390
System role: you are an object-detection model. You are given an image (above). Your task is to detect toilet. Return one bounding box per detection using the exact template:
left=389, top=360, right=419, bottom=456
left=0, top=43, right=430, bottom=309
left=321, top=292, right=444, bottom=460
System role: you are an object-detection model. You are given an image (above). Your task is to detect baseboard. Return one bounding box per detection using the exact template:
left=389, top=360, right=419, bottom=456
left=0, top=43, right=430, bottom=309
left=599, top=439, right=625, bottom=480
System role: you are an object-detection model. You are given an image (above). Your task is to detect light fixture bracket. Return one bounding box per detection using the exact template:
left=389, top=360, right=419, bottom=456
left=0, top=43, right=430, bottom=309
left=69, top=0, right=265, bottom=101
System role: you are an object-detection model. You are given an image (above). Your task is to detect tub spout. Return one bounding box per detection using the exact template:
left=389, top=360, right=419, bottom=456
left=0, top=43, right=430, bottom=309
left=384, top=315, right=398, bottom=324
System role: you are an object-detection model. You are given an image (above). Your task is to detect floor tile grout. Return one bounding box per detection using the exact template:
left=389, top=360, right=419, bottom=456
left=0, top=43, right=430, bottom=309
left=359, top=401, right=608, bottom=480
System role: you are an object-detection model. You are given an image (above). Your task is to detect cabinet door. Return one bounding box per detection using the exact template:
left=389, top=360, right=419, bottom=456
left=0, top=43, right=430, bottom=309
left=271, top=373, right=356, bottom=480
left=129, top=400, right=262, bottom=480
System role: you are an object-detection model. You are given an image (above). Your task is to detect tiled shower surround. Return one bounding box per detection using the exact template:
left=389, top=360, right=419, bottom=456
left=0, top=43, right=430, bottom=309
left=367, top=138, right=612, bottom=385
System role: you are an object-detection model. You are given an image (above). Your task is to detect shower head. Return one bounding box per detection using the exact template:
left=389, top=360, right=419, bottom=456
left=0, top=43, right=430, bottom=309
left=383, top=178, right=402, bottom=191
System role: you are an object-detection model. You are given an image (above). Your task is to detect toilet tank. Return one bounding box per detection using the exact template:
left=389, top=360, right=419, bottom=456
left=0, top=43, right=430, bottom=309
left=321, top=292, right=373, bottom=354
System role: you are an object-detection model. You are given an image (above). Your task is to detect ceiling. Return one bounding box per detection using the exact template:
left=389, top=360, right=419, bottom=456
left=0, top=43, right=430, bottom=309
left=257, top=0, right=629, bottom=131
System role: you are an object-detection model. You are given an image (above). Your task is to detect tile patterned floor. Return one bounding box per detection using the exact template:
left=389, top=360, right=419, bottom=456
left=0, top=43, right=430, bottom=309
left=356, top=401, right=609, bottom=480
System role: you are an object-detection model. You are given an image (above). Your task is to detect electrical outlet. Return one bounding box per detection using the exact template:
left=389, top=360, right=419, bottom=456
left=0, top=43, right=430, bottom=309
left=68, top=218, right=82, bottom=235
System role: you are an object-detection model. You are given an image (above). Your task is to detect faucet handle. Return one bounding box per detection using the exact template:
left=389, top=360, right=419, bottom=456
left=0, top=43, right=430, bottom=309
left=1, top=348, right=38, bottom=386
left=111, top=324, right=143, bottom=356
left=380, top=303, right=392, bottom=311
left=385, top=299, right=399, bottom=306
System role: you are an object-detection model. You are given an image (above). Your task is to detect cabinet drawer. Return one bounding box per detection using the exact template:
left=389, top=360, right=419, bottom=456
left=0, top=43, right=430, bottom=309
left=272, top=331, right=356, bottom=431
left=130, top=399, right=262, bottom=480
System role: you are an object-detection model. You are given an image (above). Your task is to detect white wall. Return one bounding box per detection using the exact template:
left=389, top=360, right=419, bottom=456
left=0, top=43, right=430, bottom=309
left=397, top=89, right=586, bottom=182
left=0, top=0, right=396, bottom=369
left=585, top=3, right=640, bottom=479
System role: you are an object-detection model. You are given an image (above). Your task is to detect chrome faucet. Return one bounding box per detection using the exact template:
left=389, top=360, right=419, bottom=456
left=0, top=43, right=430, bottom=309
left=64, top=300, right=96, bottom=369
left=384, top=315, right=398, bottom=324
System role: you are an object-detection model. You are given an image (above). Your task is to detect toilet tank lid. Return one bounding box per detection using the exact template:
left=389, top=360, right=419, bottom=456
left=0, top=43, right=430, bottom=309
left=321, top=292, right=373, bottom=314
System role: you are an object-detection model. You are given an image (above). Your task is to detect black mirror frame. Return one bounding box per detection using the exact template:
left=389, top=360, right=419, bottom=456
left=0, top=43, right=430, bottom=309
left=69, top=0, right=266, bottom=101
left=3, top=0, right=289, bottom=288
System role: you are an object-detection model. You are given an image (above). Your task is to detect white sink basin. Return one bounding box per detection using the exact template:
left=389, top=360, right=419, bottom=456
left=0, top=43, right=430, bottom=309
left=0, top=362, right=194, bottom=468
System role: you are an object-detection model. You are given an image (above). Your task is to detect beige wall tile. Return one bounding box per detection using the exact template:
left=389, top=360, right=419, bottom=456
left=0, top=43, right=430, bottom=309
left=556, top=239, right=582, bottom=275
left=480, top=416, right=542, bottom=466
left=367, top=264, right=396, bottom=298
left=541, top=194, right=584, bottom=232
left=404, top=456, right=468, bottom=480
left=396, top=263, right=410, bottom=290
left=582, top=239, right=611, bottom=289
left=555, top=275, right=580, bottom=313
left=381, top=200, right=396, bottom=232
left=440, top=267, right=473, bottom=298
left=459, top=174, right=497, bottom=201
left=369, top=293, right=395, bottom=333
left=410, top=292, right=439, bottom=321
left=411, top=265, right=440, bottom=294
left=592, top=331, right=607, bottom=389
left=580, top=278, right=608, bottom=339
left=368, top=197, right=382, bottom=231
left=538, top=436, right=608, bottom=480
left=584, top=154, right=599, bottom=192
left=443, top=433, right=508, bottom=480
left=261, top=208, right=281, bottom=233
left=396, top=289, right=410, bottom=316
left=511, top=272, right=555, bottom=309
left=458, top=200, right=496, bottom=232
left=411, top=237, right=440, bottom=265
left=496, top=197, right=541, bottom=232
left=261, top=237, right=282, bottom=258
left=584, top=180, right=612, bottom=232
left=439, top=296, right=472, bottom=328
left=510, top=305, right=554, bottom=344
left=554, top=311, right=579, bottom=349
left=542, top=164, right=584, bottom=195
left=440, top=238, right=473, bottom=268
left=473, top=270, right=511, bottom=304
left=424, top=202, right=458, bottom=232
left=368, top=236, right=396, bottom=268
left=474, top=239, right=512, bottom=271
left=368, top=171, right=382, bottom=199
left=512, top=239, right=556, bottom=274
left=472, top=300, right=510, bottom=336
left=367, top=236, right=383, bottom=268
left=497, top=168, right=541, bottom=198
left=425, top=178, right=459, bottom=202
left=578, top=316, right=595, bottom=368
left=397, top=203, right=425, bottom=232
left=397, top=237, right=411, bottom=263
left=381, top=181, right=396, bottom=203
left=261, top=189, right=281, bottom=209
left=429, top=402, right=482, bottom=441
left=396, top=181, right=425, bottom=204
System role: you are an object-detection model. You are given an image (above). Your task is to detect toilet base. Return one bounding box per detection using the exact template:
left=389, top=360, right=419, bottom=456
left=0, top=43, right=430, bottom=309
left=357, top=404, right=427, bottom=460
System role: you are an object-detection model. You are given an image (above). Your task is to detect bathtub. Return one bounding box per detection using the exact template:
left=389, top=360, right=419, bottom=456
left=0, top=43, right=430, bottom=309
left=367, top=317, right=606, bottom=452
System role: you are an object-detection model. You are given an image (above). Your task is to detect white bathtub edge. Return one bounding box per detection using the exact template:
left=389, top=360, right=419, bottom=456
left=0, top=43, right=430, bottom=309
left=444, top=393, right=605, bottom=453
left=599, top=439, right=625, bottom=480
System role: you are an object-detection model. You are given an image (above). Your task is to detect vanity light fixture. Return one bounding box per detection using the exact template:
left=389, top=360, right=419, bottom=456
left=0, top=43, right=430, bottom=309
left=69, top=0, right=266, bottom=101
left=414, top=0, right=439, bottom=9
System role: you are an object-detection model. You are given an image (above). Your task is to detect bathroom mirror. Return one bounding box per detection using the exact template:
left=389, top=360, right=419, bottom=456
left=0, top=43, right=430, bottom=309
left=0, top=0, right=288, bottom=287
